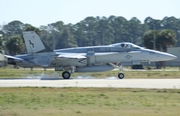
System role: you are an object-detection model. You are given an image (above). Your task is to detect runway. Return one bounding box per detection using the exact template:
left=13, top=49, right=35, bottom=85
left=0, top=79, right=180, bottom=89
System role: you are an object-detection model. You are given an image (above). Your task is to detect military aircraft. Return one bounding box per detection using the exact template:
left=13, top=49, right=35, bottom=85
left=5, top=31, right=177, bottom=79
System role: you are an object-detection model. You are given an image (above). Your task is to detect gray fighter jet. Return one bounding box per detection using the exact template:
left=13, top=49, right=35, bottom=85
left=5, top=31, right=177, bottom=79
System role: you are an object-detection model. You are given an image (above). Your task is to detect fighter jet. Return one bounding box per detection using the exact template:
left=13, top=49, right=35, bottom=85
left=5, top=31, right=177, bottom=79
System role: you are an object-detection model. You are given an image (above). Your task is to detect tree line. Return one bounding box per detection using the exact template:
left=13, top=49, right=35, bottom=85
left=0, top=16, right=179, bottom=55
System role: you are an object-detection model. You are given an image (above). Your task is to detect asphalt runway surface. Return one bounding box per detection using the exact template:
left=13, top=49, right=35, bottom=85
left=0, top=78, right=180, bottom=89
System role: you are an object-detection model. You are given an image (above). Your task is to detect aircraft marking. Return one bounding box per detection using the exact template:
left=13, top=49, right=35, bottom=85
left=125, top=55, right=132, bottom=59
left=86, top=48, right=112, bottom=52
left=29, top=40, right=34, bottom=48
left=87, top=48, right=100, bottom=52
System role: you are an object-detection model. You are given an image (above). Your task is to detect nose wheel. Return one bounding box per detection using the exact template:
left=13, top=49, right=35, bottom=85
left=62, top=71, right=71, bottom=79
left=118, top=73, right=124, bottom=79
left=117, top=63, right=124, bottom=79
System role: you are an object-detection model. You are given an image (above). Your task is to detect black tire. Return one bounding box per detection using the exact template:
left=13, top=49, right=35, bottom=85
left=118, top=73, right=124, bottom=79
left=62, top=71, right=71, bottom=79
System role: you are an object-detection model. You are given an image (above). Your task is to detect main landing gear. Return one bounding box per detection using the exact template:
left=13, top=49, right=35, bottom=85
left=62, top=66, right=75, bottom=79
left=62, top=71, right=71, bottom=79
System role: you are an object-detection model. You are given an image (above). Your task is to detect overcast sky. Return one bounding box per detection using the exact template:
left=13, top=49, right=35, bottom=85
left=0, top=0, right=179, bottom=27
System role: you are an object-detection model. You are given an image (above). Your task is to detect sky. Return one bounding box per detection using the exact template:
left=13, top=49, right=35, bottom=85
left=0, top=0, right=180, bottom=27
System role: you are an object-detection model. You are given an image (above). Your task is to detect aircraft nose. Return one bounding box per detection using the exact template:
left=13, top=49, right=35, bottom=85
left=160, top=53, right=177, bottom=61
left=171, top=54, right=177, bottom=60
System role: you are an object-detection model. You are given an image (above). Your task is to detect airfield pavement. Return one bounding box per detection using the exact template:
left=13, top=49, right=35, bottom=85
left=0, top=78, right=180, bottom=89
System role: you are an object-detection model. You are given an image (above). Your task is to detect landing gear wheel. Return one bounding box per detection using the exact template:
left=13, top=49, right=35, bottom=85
left=118, top=73, right=124, bottom=79
left=62, top=71, right=71, bottom=79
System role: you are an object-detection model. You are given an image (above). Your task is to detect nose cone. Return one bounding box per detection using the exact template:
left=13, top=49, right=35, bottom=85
left=158, top=52, right=177, bottom=61
left=171, top=54, right=177, bottom=60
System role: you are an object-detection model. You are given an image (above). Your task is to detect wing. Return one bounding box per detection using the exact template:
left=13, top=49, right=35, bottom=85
left=56, top=53, right=86, bottom=59
left=50, top=53, right=87, bottom=67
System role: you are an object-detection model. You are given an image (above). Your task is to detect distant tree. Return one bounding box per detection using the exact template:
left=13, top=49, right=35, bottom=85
left=2, top=20, right=24, bottom=35
left=128, top=17, right=144, bottom=44
left=158, top=29, right=177, bottom=52
left=0, top=35, right=5, bottom=53
left=74, top=22, right=89, bottom=47
left=24, top=24, right=41, bottom=35
left=144, top=17, right=162, bottom=30
left=55, top=27, right=77, bottom=49
left=2, top=16, right=180, bottom=51
left=142, top=29, right=177, bottom=69
left=142, top=30, right=160, bottom=50
left=158, top=29, right=177, bottom=68
left=82, top=16, right=99, bottom=46
left=111, top=16, right=128, bottom=43
left=6, top=36, right=24, bottom=55
left=97, top=17, right=114, bottom=45
left=50, top=21, right=64, bottom=31
left=143, top=29, right=177, bottom=51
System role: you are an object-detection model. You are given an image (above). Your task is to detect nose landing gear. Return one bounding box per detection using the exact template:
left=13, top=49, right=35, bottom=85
left=118, top=73, right=124, bottom=79
left=118, top=64, right=124, bottom=79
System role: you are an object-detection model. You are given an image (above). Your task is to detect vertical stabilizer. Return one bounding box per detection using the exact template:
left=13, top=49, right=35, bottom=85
left=23, top=31, right=53, bottom=54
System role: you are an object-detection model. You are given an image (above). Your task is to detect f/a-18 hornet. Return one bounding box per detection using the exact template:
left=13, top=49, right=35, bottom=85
left=5, top=31, right=177, bottom=79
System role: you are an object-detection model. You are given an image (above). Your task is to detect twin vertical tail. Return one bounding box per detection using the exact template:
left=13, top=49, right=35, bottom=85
left=23, top=31, right=53, bottom=54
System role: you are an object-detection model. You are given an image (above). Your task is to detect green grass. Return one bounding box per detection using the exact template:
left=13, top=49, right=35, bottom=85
left=0, top=87, right=180, bottom=116
left=1, top=66, right=180, bottom=78
left=0, top=67, right=55, bottom=78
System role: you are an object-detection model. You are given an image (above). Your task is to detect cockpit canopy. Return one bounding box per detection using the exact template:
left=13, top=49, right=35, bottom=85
left=109, top=42, right=142, bottom=49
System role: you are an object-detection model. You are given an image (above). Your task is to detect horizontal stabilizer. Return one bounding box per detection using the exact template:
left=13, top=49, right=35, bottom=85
left=4, top=55, right=23, bottom=61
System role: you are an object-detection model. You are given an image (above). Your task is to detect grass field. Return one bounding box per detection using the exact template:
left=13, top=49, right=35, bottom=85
left=0, top=87, right=180, bottom=116
left=0, top=66, right=180, bottom=79
left=0, top=67, right=180, bottom=116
